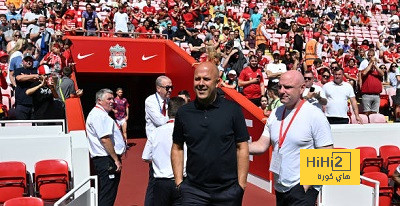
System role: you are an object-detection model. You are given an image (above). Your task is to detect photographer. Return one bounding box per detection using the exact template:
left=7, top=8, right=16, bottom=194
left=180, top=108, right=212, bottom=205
left=25, top=65, right=64, bottom=120
left=302, top=71, right=327, bottom=110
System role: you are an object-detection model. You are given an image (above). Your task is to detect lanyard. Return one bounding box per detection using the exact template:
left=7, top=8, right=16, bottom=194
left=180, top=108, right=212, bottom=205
left=155, top=93, right=163, bottom=114
left=167, top=119, right=174, bottom=123
left=58, top=78, right=65, bottom=102
left=278, top=100, right=306, bottom=149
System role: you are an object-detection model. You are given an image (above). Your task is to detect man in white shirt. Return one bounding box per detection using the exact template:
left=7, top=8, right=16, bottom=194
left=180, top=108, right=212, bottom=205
left=249, top=70, right=333, bottom=206
left=389, top=10, right=399, bottom=35
left=144, top=75, right=172, bottom=206
left=142, top=97, right=187, bottom=206
left=86, top=88, right=126, bottom=206
left=302, top=71, right=327, bottom=110
left=266, top=51, right=287, bottom=81
left=113, top=6, right=128, bottom=33
left=323, top=67, right=362, bottom=124
left=22, top=2, right=42, bottom=27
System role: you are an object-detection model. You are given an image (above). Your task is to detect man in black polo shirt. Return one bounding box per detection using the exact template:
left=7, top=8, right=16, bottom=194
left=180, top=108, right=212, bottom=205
left=14, top=53, right=39, bottom=120
left=188, top=29, right=204, bottom=61
left=171, top=61, right=249, bottom=205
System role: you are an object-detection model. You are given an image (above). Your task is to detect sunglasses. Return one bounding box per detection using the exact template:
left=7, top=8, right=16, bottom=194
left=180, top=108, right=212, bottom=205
left=322, top=75, right=330, bottom=79
left=304, top=77, right=313, bottom=80
left=331, top=67, right=339, bottom=70
left=14, top=35, right=21, bottom=37
left=160, top=85, right=174, bottom=91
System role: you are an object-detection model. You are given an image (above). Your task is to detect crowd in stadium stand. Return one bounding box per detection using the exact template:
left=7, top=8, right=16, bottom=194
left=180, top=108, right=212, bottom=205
left=0, top=0, right=399, bottom=123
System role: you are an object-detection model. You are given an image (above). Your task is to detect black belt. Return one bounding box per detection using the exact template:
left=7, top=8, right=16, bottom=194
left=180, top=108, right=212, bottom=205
left=92, top=155, right=121, bottom=160
left=156, top=177, right=175, bottom=180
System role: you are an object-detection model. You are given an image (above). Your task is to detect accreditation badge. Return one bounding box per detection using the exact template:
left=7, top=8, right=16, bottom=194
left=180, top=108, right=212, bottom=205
left=269, top=150, right=282, bottom=174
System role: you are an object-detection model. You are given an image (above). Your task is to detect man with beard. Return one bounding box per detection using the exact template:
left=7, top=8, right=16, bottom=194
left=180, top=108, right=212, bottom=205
left=171, top=61, right=249, bottom=205
left=82, top=3, right=101, bottom=36
left=238, top=55, right=265, bottom=106
left=173, top=22, right=190, bottom=43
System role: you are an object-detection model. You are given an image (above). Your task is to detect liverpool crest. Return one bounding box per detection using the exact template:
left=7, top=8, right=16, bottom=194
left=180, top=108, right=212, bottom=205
left=109, top=44, right=127, bottom=69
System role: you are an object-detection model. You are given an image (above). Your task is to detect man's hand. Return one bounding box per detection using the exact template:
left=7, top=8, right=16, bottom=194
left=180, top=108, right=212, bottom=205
left=76, top=89, right=83, bottom=97
left=114, top=160, right=122, bottom=172
left=239, top=182, right=246, bottom=191
left=355, top=115, right=363, bottom=124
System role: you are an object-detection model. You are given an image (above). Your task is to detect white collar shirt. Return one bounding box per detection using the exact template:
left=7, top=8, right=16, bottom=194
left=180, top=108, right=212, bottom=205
left=142, top=121, right=187, bottom=178
left=145, top=92, right=169, bottom=137
left=85, top=104, right=126, bottom=157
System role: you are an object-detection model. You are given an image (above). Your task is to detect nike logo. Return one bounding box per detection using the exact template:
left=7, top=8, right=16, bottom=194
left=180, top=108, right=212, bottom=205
left=142, top=54, right=157, bottom=61
left=77, top=53, right=94, bottom=59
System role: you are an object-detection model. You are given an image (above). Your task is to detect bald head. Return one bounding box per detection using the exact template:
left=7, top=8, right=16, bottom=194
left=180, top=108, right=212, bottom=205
left=193, top=61, right=219, bottom=105
left=281, top=70, right=305, bottom=86
left=194, top=62, right=219, bottom=79
left=279, top=71, right=305, bottom=109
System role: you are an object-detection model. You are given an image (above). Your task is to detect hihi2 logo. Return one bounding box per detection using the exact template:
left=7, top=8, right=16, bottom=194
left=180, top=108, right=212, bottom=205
left=300, top=149, right=360, bottom=185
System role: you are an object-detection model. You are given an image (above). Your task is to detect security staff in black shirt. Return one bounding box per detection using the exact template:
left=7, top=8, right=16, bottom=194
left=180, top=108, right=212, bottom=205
left=171, top=61, right=249, bottom=205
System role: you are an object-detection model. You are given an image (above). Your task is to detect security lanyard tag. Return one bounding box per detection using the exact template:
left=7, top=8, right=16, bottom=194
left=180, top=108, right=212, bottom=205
left=269, top=150, right=282, bottom=174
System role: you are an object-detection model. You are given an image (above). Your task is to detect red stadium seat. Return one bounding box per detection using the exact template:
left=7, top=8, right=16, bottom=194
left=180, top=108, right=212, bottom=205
left=0, top=161, right=28, bottom=203
left=362, top=172, right=393, bottom=206
left=34, top=159, right=70, bottom=201
left=379, top=145, right=400, bottom=177
left=356, top=147, right=383, bottom=173
left=4, top=197, right=44, bottom=206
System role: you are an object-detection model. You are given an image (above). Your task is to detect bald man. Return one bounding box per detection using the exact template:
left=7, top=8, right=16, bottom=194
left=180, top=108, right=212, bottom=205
left=171, top=62, right=249, bottom=205
left=249, top=71, right=333, bottom=206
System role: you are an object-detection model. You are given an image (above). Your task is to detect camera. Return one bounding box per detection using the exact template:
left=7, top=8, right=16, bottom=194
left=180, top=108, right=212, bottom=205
left=310, top=87, right=315, bottom=92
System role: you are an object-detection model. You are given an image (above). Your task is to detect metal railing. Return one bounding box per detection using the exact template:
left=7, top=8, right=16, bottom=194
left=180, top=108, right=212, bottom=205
left=73, top=29, right=168, bottom=39
left=54, top=176, right=98, bottom=206
left=360, top=175, right=380, bottom=206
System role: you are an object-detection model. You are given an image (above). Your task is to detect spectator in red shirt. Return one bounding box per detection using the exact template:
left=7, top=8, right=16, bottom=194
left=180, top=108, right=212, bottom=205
left=131, top=6, right=142, bottom=28
left=143, top=0, right=156, bottom=17
left=383, top=43, right=399, bottom=63
left=169, top=5, right=181, bottom=27
left=40, top=43, right=67, bottom=74
left=64, top=0, right=83, bottom=28
left=296, top=12, right=310, bottom=27
left=136, top=20, right=152, bottom=38
left=343, top=58, right=359, bottom=89
left=62, top=10, right=78, bottom=36
left=256, top=47, right=269, bottom=68
left=182, top=5, right=197, bottom=28
left=359, top=50, right=384, bottom=114
left=238, top=55, right=265, bottom=106
left=63, top=38, right=74, bottom=66
left=157, top=1, right=169, bottom=20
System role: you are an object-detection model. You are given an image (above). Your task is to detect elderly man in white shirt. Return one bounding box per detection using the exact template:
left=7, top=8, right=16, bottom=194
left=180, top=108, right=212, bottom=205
left=86, top=88, right=126, bottom=206
left=142, top=97, right=187, bottom=206
left=144, top=75, right=173, bottom=206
